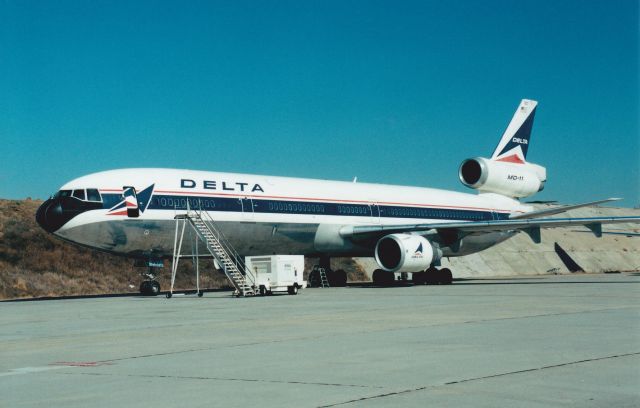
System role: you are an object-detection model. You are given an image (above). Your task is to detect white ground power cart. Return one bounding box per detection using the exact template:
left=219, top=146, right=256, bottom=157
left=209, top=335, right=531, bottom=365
left=245, top=255, right=307, bottom=295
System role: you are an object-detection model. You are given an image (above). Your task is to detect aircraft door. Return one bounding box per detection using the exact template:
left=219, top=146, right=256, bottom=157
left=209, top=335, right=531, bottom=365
left=239, top=197, right=254, bottom=220
left=368, top=202, right=381, bottom=224
left=123, top=186, right=139, bottom=218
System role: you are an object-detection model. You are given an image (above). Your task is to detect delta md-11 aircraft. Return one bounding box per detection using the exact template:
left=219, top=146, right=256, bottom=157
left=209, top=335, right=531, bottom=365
left=36, top=100, right=639, bottom=294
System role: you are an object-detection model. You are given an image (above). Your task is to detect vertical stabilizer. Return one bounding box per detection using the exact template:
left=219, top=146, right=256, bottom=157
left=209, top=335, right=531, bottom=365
left=491, top=99, right=537, bottom=164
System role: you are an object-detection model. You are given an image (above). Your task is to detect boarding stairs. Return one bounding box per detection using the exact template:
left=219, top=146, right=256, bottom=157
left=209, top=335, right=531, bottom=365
left=171, top=207, right=257, bottom=297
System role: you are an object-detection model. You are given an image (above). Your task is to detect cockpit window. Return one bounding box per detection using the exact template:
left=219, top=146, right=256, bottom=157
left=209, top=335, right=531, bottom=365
left=56, top=190, right=72, bottom=198
left=86, top=188, right=102, bottom=202
left=72, top=189, right=86, bottom=200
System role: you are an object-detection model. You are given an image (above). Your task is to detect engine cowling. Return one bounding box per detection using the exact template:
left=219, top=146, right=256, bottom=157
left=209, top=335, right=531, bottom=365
left=374, top=234, right=439, bottom=273
left=459, top=157, right=546, bottom=198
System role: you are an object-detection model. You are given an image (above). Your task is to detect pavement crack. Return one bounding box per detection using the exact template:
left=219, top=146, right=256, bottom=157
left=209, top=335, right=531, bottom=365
left=317, top=351, right=640, bottom=407
left=56, top=371, right=381, bottom=389
left=95, top=306, right=639, bottom=365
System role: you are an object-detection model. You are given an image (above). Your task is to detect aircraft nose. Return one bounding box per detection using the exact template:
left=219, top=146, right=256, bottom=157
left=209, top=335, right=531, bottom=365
left=36, top=199, right=66, bottom=233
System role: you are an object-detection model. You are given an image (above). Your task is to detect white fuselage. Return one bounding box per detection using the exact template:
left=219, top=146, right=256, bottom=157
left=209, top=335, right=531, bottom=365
left=46, top=168, right=530, bottom=259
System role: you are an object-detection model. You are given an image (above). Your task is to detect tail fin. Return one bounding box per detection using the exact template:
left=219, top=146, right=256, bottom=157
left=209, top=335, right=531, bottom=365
left=491, top=99, right=537, bottom=164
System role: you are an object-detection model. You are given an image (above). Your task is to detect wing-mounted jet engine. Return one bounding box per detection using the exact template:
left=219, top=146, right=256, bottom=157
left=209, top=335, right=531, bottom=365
left=459, top=99, right=546, bottom=198
left=374, top=234, right=442, bottom=273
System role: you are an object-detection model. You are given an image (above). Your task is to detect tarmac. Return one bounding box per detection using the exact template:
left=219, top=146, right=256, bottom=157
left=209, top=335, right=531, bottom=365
left=1, top=273, right=639, bottom=407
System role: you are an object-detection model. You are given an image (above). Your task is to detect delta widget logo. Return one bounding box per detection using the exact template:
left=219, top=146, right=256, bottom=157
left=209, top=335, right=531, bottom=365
left=412, top=243, right=424, bottom=258
left=107, top=184, right=155, bottom=216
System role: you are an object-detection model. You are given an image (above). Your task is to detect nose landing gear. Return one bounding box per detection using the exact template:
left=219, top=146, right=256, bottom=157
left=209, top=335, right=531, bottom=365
left=140, top=280, right=161, bottom=296
left=139, top=265, right=161, bottom=296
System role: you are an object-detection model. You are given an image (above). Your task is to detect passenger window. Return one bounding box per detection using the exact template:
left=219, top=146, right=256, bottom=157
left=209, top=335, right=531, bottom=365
left=86, top=188, right=102, bottom=202
left=72, top=189, right=86, bottom=200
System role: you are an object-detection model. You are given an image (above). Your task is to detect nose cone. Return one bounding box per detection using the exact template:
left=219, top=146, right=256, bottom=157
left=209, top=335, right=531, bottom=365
left=36, top=199, right=67, bottom=233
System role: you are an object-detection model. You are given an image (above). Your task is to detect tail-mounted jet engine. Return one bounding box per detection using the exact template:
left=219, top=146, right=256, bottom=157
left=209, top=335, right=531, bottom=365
left=458, top=157, right=546, bottom=198
left=374, top=234, right=441, bottom=273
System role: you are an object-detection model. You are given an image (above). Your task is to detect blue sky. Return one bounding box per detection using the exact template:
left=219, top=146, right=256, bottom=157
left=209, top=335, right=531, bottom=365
left=1, top=0, right=638, bottom=207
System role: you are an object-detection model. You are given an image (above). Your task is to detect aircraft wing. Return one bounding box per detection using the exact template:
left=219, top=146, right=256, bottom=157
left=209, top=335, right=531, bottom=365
left=509, top=198, right=621, bottom=220
left=340, top=216, right=640, bottom=244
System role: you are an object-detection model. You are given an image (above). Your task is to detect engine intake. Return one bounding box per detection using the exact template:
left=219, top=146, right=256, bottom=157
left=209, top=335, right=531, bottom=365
left=459, top=157, right=546, bottom=198
left=375, top=234, right=440, bottom=273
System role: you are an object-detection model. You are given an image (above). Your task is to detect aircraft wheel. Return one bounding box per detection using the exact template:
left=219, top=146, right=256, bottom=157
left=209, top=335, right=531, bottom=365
left=440, top=268, right=453, bottom=285
left=166, top=292, right=172, bottom=298
left=372, top=269, right=393, bottom=286
left=413, top=272, right=425, bottom=285
left=150, top=280, right=160, bottom=295
left=259, top=286, right=267, bottom=296
left=331, top=269, right=347, bottom=287
left=197, top=291, right=203, bottom=297
left=372, top=269, right=383, bottom=285
left=140, top=281, right=159, bottom=296
left=425, top=267, right=439, bottom=285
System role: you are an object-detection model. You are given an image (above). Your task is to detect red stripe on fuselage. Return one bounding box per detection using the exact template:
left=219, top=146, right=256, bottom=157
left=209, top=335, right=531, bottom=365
left=99, top=188, right=518, bottom=214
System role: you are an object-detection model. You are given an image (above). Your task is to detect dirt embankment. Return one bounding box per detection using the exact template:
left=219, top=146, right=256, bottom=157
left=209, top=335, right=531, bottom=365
left=0, top=199, right=229, bottom=299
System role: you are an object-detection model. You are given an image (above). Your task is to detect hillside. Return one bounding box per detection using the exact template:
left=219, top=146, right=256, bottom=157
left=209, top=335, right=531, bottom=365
left=0, top=199, right=366, bottom=299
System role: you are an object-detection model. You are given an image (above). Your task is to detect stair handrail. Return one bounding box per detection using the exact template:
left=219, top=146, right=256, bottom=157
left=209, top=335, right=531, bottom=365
left=186, top=201, right=257, bottom=289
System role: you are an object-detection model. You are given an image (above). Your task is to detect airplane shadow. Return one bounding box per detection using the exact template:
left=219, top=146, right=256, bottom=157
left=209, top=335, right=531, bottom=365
left=346, top=274, right=640, bottom=288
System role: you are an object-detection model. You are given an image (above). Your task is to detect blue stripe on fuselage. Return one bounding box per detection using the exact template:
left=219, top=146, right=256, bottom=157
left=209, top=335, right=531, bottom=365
left=101, top=193, right=508, bottom=221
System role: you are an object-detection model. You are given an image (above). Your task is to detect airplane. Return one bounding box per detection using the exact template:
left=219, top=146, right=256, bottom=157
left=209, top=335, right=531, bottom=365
left=36, top=99, right=640, bottom=294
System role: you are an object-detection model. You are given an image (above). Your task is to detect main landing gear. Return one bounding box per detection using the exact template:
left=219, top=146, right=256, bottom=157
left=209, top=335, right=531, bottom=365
left=412, top=267, right=453, bottom=285
left=308, top=256, right=348, bottom=287
left=371, top=267, right=453, bottom=286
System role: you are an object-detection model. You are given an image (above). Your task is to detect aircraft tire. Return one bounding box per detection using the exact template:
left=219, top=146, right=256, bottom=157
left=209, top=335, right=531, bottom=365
left=413, top=272, right=425, bottom=285
left=331, top=269, right=347, bottom=287
left=425, top=267, right=439, bottom=285
left=372, top=269, right=393, bottom=286
left=259, top=286, right=267, bottom=296
left=440, top=268, right=453, bottom=285
left=197, top=291, right=203, bottom=297
left=140, top=281, right=159, bottom=296
left=151, top=280, right=161, bottom=295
